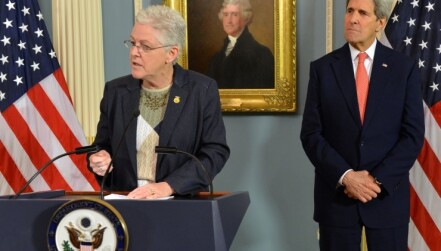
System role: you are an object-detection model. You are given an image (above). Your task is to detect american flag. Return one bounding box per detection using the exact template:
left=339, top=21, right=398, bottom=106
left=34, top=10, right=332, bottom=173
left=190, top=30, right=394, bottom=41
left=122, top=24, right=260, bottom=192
left=382, top=0, right=441, bottom=250
left=0, top=0, right=99, bottom=195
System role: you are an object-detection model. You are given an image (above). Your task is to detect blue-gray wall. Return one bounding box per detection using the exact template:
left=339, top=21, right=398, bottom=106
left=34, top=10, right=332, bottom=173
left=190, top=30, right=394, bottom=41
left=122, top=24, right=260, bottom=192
left=38, top=0, right=347, bottom=250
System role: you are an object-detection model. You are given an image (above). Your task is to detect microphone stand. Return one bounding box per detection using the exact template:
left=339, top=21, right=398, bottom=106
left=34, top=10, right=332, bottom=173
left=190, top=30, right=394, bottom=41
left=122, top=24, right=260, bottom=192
left=155, top=146, right=213, bottom=197
left=13, top=145, right=101, bottom=199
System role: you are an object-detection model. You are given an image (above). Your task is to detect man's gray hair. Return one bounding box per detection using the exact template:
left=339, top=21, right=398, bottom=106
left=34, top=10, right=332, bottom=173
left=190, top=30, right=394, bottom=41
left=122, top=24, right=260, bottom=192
left=218, top=0, right=253, bottom=24
left=136, top=5, right=185, bottom=63
left=346, top=0, right=394, bottom=20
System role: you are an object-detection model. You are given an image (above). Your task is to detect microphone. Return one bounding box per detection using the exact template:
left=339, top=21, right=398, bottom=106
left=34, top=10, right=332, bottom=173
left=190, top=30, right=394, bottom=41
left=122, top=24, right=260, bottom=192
left=155, top=146, right=213, bottom=197
left=74, top=145, right=102, bottom=154
left=100, top=109, right=140, bottom=200
left=13, top=145, right=101, bottom=199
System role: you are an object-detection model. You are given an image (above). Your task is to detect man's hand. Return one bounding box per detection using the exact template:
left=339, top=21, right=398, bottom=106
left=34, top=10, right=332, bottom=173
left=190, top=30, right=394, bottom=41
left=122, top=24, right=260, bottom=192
left=342, top=170, right=381, bottom=203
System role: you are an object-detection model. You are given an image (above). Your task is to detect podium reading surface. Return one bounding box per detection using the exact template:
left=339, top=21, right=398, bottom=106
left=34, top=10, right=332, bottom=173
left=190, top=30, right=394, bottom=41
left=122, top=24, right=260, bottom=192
left=0, top=191, right=250, bottom=251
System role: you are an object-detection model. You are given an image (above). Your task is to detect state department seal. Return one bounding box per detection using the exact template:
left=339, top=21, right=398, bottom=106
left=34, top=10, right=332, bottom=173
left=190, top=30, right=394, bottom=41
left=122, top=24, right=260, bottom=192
left=47, top=198, right=128, bottom=251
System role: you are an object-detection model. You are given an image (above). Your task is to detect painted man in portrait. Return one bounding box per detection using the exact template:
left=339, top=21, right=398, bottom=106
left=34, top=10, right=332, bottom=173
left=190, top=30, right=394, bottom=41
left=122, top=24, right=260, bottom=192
left=207, top=0, right=275, bottom=89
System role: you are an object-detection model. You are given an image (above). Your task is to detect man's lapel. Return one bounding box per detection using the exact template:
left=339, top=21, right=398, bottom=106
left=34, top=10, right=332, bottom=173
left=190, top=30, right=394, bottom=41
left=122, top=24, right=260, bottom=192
left=332, top=44, right=361, bottom=126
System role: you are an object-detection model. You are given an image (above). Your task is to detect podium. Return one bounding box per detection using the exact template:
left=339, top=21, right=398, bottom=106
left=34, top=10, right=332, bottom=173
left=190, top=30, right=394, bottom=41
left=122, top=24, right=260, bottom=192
left=0, top=191, right=250, bottom=251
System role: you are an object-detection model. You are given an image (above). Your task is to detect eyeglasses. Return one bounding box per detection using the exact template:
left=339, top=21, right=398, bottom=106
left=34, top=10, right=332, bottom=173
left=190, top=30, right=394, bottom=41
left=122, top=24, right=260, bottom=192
left=123, top=40, right=173, bottom=53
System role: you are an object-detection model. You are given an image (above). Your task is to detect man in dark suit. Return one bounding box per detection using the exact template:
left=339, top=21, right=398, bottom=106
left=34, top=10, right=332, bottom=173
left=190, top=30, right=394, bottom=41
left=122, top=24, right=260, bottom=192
left=207, top=0, right=274, bottom=89
left=300, top=0, right=425, bottom=250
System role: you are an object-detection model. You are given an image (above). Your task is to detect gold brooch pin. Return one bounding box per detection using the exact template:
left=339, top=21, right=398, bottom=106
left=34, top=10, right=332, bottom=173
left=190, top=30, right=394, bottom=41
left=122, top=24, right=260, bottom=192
left=173, top=96, right=180, bottom=104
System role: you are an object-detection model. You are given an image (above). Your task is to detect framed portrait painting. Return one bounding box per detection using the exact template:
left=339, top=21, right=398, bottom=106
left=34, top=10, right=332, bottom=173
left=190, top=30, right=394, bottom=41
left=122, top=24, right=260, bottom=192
left=158, top=0, right=296, bottom=112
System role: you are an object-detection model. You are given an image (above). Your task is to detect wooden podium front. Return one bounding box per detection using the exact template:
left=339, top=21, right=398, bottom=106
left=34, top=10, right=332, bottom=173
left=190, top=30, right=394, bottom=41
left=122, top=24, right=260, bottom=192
left=0, top=191, right=250, bottom=251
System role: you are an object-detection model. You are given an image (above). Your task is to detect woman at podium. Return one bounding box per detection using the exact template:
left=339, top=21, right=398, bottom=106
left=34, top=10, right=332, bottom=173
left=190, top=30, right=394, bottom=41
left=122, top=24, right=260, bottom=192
left=87, top=5, right=229, bottom=199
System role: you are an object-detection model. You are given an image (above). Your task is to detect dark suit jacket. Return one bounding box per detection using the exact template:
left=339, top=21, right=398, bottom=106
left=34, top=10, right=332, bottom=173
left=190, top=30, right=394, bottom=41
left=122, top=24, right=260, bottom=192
left=207, top=27, right=274, bottom=89
left=91, top=64, right=230, bottom=195
left=300, top=42, right=424, bottom=228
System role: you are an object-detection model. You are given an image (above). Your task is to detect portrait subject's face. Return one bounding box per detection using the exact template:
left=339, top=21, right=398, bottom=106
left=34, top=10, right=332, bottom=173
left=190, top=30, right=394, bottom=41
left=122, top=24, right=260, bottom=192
left=344, top=0, right=385, bottom=51
left=221, top=4, right=247, bottom=37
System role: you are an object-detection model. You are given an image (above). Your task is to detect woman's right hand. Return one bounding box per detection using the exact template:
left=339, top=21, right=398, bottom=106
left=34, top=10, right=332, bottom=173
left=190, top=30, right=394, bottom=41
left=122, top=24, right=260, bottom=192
left=89, top=150, right=113, bottom=176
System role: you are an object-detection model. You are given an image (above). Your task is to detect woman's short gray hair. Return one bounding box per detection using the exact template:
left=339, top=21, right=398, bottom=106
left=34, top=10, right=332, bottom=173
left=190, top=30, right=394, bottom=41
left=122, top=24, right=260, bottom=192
left=218, top=0, right=253, bottom=24
left=136, top=5, right=185, bottom=63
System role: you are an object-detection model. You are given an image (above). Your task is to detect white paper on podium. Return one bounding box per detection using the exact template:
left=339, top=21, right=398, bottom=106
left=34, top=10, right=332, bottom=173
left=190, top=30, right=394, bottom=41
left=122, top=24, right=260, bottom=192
left=104, top=193, right=174, bottom=200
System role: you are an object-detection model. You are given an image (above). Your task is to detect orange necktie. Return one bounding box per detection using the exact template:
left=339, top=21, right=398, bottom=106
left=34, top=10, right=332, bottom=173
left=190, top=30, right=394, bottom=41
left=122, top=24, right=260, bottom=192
left=356, top=52, right=369, bottom=123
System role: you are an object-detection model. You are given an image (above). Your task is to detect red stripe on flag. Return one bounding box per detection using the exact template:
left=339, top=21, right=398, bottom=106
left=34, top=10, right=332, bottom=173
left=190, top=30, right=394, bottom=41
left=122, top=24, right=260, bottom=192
left=417, top=139, right=441, bottom=196
left=53, top=69, right=99, bottom=190
left=2, top=105, right=71, bottom=190
left=28, top=83, right=81, bottom=149
left=410, top=185, right=441, bottom=250
left=0, top=141, right=30, bottom=193
left=28, top=83, right=98, bottom=190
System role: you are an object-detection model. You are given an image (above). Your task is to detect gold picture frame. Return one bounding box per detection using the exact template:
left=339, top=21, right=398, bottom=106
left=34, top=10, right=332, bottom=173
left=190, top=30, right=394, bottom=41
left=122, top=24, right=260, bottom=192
left=161, top=0, right=296, bottom=112
left=326, top=0, right=333, bottom=53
